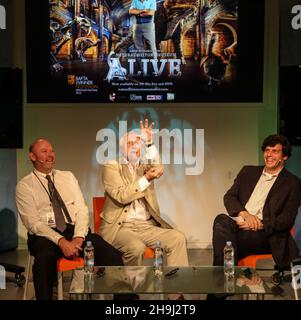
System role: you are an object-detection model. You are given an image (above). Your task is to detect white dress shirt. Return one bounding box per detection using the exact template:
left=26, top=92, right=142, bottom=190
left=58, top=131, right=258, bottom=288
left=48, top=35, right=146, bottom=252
left=124, top=144, right=158, bottom=222
left=16, top=169, right=89, bottom=244
left=245, top=168, right=281, bottom=220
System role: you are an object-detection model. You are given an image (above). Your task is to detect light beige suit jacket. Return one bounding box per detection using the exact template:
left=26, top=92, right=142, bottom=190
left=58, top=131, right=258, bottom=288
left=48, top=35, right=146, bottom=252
left=100, top=160, right=172, bottom=245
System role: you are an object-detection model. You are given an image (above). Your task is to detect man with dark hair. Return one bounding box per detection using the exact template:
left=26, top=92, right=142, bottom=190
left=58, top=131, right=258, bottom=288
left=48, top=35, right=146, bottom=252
left=211, top=134, right=301, bottom=273
left=261, top=134, right=292, bottom=158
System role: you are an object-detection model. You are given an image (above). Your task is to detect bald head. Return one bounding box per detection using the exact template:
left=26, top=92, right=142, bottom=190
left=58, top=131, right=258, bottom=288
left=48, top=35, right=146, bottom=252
left=29, top=139, right=56, bottom=174
left=29, top=139, right=50, bottom=153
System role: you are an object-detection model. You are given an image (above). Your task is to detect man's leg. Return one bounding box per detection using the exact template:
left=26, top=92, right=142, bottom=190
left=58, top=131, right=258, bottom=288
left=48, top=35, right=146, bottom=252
left=79, top=233, right=138, bottom=300
left=237, top=229, right=271, bottom=259
left=27, top=234, right=62, bottom=300
left=209, top=214, right=240, bottom=300
left=135, top=221, right=189, bottom=266
left=83, top=233, right=123, bottom=266
left=112, top=221, right=188, bottom=266
left=213, top=214, right=272, bottom=264
left=133, top=24, right=144, bottom=51
left=112, top=224, right=147, bottom=266
left=210, top=214, right=271, bottom=300
left=142, top=23, right=157, bottom=60
left=133, top=24, right=145, bottom=73
left=133, top=221, right=188, bottom=299
left=212, top=214, right=238, bottom=265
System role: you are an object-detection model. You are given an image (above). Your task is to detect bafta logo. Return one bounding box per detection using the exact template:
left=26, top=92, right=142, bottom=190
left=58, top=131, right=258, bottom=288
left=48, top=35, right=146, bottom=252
left=67, top=74, right=76, bottom=85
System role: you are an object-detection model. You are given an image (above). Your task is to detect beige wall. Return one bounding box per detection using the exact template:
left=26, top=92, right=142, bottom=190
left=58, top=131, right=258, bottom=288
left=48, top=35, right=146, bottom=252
left=17, top=106, right=259, bottom=248
left=13, top=0, right=280, bottom=249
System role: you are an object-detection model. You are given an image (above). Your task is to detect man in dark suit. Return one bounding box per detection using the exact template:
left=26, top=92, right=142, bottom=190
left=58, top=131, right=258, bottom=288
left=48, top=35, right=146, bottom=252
left=212, top=134, right=301, bottom=270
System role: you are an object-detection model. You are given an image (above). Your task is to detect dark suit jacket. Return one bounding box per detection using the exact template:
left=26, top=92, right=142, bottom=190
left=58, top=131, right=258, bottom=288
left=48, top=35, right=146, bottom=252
left=224, top=165, right=301, bottom=268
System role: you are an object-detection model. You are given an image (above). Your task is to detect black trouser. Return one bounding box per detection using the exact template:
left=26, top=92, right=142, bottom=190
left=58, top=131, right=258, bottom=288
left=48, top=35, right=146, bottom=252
left=212, top=214, right=272, bottom=266
left=27, top=224, right=123, bottom=300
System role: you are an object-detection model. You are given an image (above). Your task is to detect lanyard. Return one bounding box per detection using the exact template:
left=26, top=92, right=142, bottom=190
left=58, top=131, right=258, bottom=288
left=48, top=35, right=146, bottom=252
left=33, top=171, right=72, bottom=223
left=33, top=171, right=55, bottom=203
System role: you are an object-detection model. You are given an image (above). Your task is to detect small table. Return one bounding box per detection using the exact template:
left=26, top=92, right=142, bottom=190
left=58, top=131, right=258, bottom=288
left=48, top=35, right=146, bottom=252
left=69, top=266, right=272, bottom=300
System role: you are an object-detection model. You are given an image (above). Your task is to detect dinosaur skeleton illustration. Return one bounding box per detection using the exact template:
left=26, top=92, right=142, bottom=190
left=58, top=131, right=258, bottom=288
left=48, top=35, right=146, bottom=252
left=50, top=13, right=95, bottom=70
left=50, top=19, right=75, bottom=71
left=75, top=37, right=100, bottom=62
left=200, top=32, right=227, bottom=89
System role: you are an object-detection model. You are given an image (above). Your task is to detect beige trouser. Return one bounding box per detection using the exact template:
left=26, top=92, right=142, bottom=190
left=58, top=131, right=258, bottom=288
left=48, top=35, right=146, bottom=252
left=112, top=219, right=189, bottom=266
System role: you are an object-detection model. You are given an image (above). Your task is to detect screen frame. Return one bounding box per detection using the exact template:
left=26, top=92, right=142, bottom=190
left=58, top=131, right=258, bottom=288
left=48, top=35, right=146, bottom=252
left=25, top=0, right=265, bottom=104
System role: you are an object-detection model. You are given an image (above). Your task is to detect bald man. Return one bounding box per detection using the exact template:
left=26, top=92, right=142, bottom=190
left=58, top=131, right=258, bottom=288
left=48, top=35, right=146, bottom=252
left=16, top=139, right=124, bottom=300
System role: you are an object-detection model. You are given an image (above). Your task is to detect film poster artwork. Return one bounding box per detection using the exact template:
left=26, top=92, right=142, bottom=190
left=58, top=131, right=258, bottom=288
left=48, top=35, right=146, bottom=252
left=50, top=0, right=238, bottom=102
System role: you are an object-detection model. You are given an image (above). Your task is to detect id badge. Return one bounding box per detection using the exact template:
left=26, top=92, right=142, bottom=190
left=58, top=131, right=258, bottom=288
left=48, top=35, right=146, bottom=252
left=46, top=210, right=56, bottom=228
